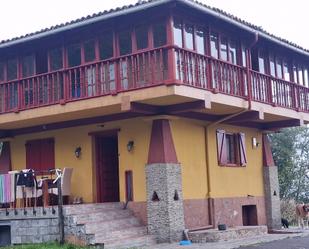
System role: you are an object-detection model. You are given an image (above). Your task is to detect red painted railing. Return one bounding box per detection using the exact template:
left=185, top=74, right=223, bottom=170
left=0, top=46, right=308, bottom=114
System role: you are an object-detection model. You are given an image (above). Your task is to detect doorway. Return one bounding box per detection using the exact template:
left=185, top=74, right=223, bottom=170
left=95, top=133, right=120, bottom=203
left=242, top=205, right=258, bottom=226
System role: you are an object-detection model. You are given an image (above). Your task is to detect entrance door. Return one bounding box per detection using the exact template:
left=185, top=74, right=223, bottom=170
left=95, top=134, right=120, bottom=203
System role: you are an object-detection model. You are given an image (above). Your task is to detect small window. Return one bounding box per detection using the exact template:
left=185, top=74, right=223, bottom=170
left=216, top=129, right=247, bottom=166
left=283, top=61, right=290, bottom=81
left=119, top=30, right=132, bottom=56
left=210, top=32, right=219, bottom=59
left=136, top=25, right=148, bottom=50
left=196, top=27, right=205, bottom=54
left=258, top=54, right=266, bottom=74
left=269, top=54, right=276, bottom=77
left=304, top=68, right=308, bottom=87
left=0, top=62, right=5, bottom=81
left=293, top=65, right=298, bottom=83
left=99, top=32, right=114, bottom=60
left=35, top=50, right=48, bottom=74
left=184, top=24, right=194, bottom=50
left=173, top=18, right=183, bottom=47
left=241, top=46, right=247, bottom=67
left=68, top=44, right=81, bottom=67
left=276, top=58, right=283, bottom=79
left=49, top=48, right=63, bottom=71
left=220, top=37, right=228, bottom=61
left=298, top=68, right=304, bottom=85
left=84, top=40, right=96, bottom=63
left=7, top=58, right=18, bottom=81
left=153, top=22, right=167, bottom=48
left=22, top=55, right=35, bottom=78
left=229, top=40, right=237, bottom=64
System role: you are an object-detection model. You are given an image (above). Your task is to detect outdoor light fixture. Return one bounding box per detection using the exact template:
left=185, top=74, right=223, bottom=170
left=252, top=137, right=260, bottom=148
left=127, top=141, right=134, bottom=152
left=75, top=147, right=82, bottom=158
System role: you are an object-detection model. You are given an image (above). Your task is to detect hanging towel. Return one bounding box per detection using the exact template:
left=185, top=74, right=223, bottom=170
left=0, top=175, right=4, bottom=203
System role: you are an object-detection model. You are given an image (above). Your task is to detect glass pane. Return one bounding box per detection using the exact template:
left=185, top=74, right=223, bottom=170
left=84, top=40, right=96, bottom=62
left=276, top=59, right=282, bottom=79
left=0, top=62, right=4, bottom=81
left=153, top=22, right=167, bottom=48
left=184, top=24, right=194, bottom=50
left=99, top=32, right=114, bottom=60
left=7, top=58, right=17, bottom=81
left=304, top=68, right=308, bottom=87
left=49, top=48, right=63, bottom=71
left=36, top=50, right=48, bottom=74
left=136, top=25, right=148, bottom=50
left=269, top=54, right=275, bottom=77
left=210, top=32, right=218, bottom=58
left=293, top=65, right=298, bottom=83
left=220, top=37, right=228, bottom=61
left=119, top=30, right=132, bottom=56
left=229, top=40, right=237, bottom=64
left=258, top=55, right=265, bottom=74
left=242, top=46, right=247, bottom=67
left=283, top=61, right=290, bottom=81
left=173, top=18, right=183, bottom=47
left=22, top=55, right=35, bottom=78
left=298, top=68, right=304, bottom=85
left=68, top=44, right=81, bottom=67
left=196, top=28, right=205, bottom=54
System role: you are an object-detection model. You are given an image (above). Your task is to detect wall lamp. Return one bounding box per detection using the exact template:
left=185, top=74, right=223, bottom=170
left=127, top=141, right=134, bottom=152
left=75, top=147, right=82, bottom=158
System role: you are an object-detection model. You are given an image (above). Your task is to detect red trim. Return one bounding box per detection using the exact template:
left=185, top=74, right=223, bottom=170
left=147, top=119, right=178, bottom=164
left=262, top=134, right=275, bottom=167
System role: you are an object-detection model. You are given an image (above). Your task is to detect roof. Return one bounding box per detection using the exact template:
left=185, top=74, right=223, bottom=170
left=0, top=0, right=308, bottom=57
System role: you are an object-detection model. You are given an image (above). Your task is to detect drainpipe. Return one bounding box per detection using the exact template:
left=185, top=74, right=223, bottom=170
left=246, top=32, right=259, bottom=110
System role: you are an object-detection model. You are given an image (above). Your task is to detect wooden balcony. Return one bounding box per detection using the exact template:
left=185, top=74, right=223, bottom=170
left=0, top=46, right=308, bottom=115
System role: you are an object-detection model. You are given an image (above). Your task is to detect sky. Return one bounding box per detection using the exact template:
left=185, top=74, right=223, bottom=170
left=0, top=0, right=308, bottom=50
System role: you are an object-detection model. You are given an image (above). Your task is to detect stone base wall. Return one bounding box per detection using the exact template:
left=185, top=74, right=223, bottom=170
left=127, top=201, right=147, bottom=225
left=183, top=199, right=210, bottom=229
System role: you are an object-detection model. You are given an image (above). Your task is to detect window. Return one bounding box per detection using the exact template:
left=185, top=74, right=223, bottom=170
left=26, top=138, right=55, bottom=171
left=229, top=40, right=237, bottom=64
left=67, top=44, right=81, bottom=67
left=99, top=32, right=114, bottom=60
left=35, top=50, right=48, bottom=74
left=153, top=22, right=167, bottom=48
left=216, top=129, right=247, bottom=166
left=84, top=40, right=96, bottom=63
left=241, top=45, right=247, bottom=67
left=7, top=58, right=18, bottom=81
left=49, top=48, right=63, bottom=71
left=184, top=24, right=194, bottom=50
left=173, top=18, right=183, bottom=47
left=119, top=30, right=132, bottom=56
left=0, top=62, right=4, bottom=82
left=196, top=27, right=205, bottom=54
left=210, top=32, right=219, bottom=58
left=258, top=54, right=266, bottom=74
left=269, top=54, right=275, bottom=77
left=136, top=25, right=148, bottom=50
left=276, top=58, right=283, bottom=79
left=283, top=61, right=290, bottom=81
left=220, top=37, right=228, bottom=61
left=22, top=55, right=35, bottom=78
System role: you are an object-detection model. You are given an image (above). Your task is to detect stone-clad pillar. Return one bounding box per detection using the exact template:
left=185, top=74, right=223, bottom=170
left=146, top=119, right=185, bottom=242
left=262, top=134, right=281, bottom=230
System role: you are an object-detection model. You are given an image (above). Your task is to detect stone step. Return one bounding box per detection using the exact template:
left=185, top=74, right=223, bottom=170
left=64, top=203, right=124, bottom=215
left=74, top=209, right=133, bottom=224
left=85, top=217, right=141, bottom=234
left=102, top=235, right=157, bottom=249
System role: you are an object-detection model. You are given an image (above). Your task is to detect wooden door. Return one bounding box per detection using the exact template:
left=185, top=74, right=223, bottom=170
left=96, top=135, right=120, bottom=203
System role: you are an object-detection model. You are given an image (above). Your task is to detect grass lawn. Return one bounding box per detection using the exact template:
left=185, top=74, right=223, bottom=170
left=2, top=243, right=91, bottom=249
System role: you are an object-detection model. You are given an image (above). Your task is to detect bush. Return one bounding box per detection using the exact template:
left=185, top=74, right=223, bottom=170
left=281, top=199, right=297, bottom=225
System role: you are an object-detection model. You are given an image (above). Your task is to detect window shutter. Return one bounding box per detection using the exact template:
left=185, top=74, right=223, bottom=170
left=238, top=132, right=247, bottom=166
left=0, top=142, right=12, bottom=174
left=216, top=129, right=227, bottom=165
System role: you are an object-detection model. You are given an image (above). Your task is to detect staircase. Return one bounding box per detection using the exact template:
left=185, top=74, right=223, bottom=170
left=63, top=203, right=156, bottom=249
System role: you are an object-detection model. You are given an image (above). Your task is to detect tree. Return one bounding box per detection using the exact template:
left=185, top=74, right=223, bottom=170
left=269, top=127, right=309, bottom=203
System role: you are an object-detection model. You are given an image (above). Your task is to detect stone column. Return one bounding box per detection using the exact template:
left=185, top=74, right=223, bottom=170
left=262, top=134, right=281, bottom=230
left=146, top=119, right=185, bottom=243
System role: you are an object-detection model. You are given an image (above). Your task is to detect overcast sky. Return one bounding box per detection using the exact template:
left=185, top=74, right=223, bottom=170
left=1, top=0, right=308, bottom=50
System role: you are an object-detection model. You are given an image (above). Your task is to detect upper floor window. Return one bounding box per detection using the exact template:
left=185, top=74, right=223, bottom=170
left=67, top=44, right=81, bottom=67
left=49, top=48, right=63, bottom=71
left=84, top=40, right=96, bottom=63
left=196, top=27, right=205, bottom=55
left=7, top=58, right=18, bottom=81
left=153, top=22, right=167, bottom=48
left=173, top=18, right=183, bottom=47
left=293, top=64, right=309, bottom=87
left=229, top=40, right=237, bottom=64
left=22, top=55, right=35, bottom=78
left=210, top=32, right=219, bottom=58
left=184, top=24, right=194, bottom=50
left=119, top=30, right=132, bottom=56
left=241, top=46, right=247, bottom=67
left=283, top=60, right=290, bottom=81
left=0, top=62, right=4, bottom=82
left=258, top=53, right=266, bottom=74
left=269, top=54, right=276, bottom=77
left=220, top=37, right=228, bottom=61
left=99, top=32, right=114, bottom=60
left=136, top=25, right=148, bottom=50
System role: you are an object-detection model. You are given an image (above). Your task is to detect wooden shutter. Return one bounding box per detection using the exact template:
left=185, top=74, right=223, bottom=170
left=26, top=140, right=41, bottom=170
left=238, top=132, right=247, bottom=166
left=216, top=129, right=227, bottom=165
left=41, top=138, right=55, bottom=171
left=0, top=142, right=12, bottom=174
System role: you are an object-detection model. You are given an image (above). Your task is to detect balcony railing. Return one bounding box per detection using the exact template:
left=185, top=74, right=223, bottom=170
left=0, top=46, right=308, bottom=114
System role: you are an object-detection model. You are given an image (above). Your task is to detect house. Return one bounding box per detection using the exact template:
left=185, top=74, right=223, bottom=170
left=0, top=0, right=308, bottom=244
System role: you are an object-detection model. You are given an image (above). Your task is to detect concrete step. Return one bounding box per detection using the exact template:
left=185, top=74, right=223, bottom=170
left=85, top=217, right=141, bottom=234
left=64, top=203, right=124, bottom=215
left=102, top=235, right=157, bottom=249
left=75, top=209, right=133, bottom=224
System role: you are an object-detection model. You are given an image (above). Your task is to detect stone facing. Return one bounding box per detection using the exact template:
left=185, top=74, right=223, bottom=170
left=146, top=163, right=185, bottom=243
left=263, top=166, right=281, bottom=230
